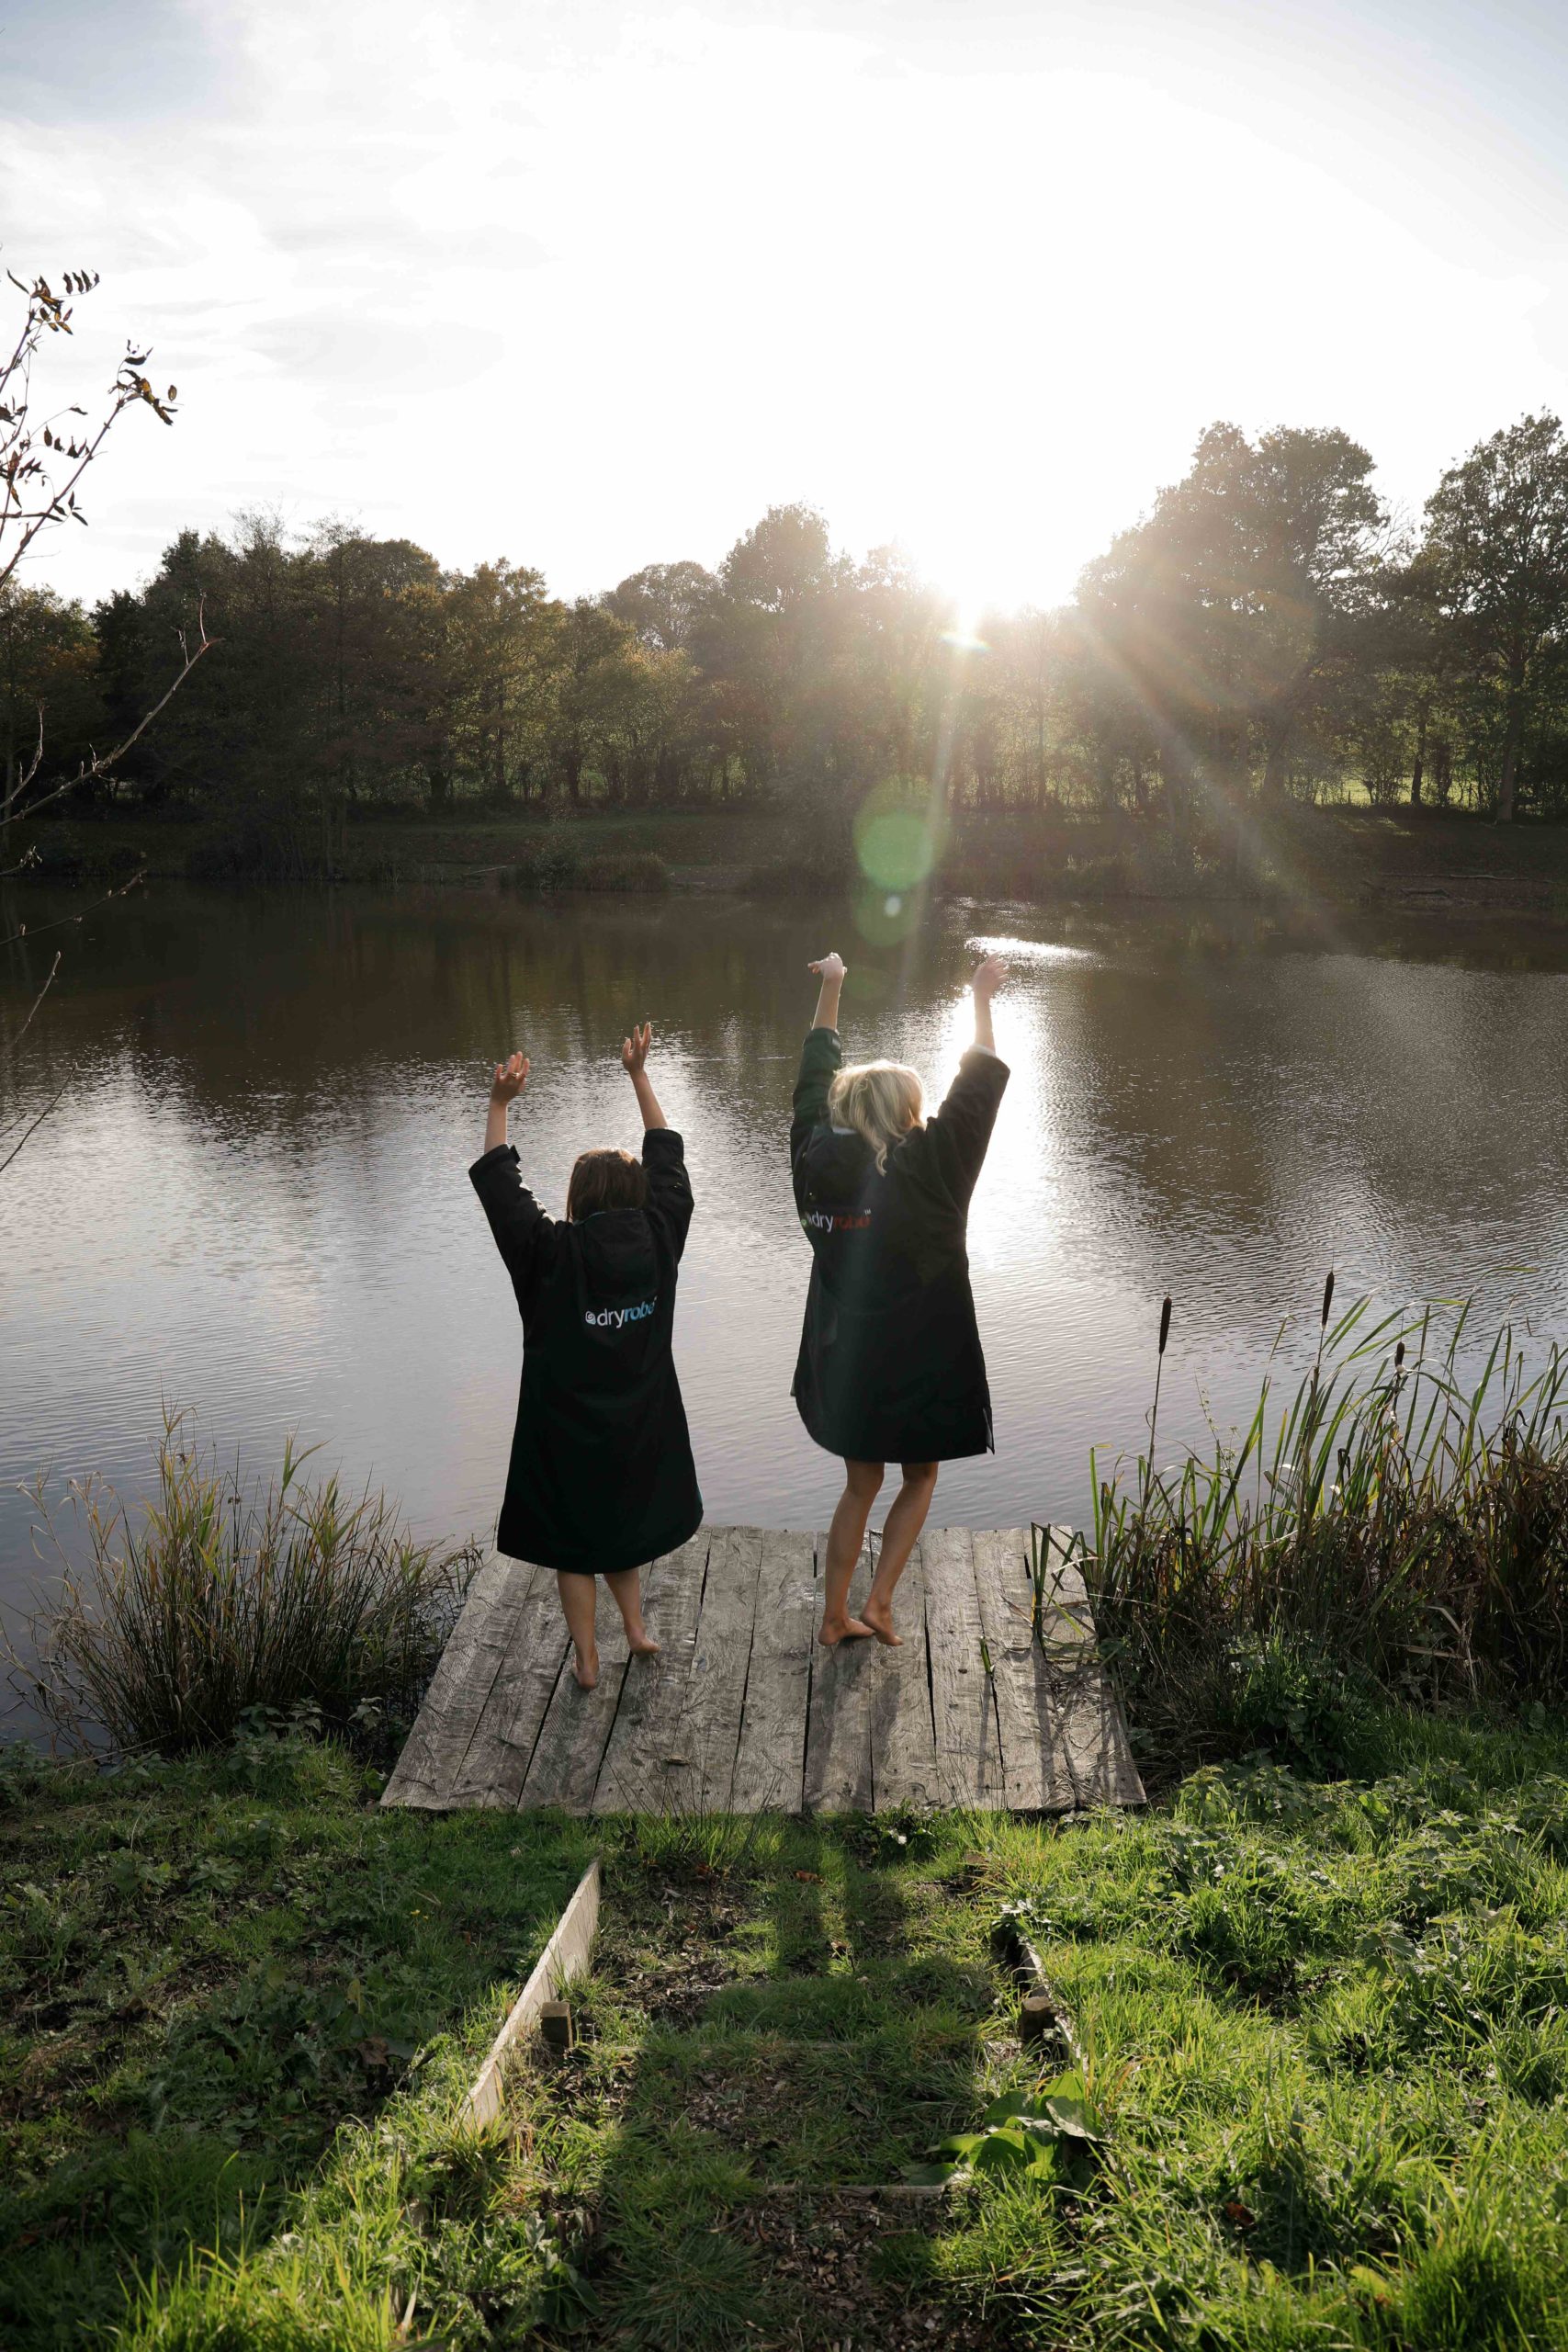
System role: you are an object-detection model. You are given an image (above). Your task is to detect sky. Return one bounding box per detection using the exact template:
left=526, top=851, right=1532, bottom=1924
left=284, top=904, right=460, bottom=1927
left=6, top=0, right=1568, bottom=616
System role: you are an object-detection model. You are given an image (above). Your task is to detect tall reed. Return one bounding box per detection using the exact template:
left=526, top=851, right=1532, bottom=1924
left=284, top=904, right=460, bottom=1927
left=9, top=1417, right=478, bottom=1754
left=1086, top=1290, right=1568, bottom=1761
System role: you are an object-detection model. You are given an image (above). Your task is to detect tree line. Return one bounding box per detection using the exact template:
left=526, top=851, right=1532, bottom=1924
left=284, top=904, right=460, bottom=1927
left=9, top=411, right=1568, bottom=871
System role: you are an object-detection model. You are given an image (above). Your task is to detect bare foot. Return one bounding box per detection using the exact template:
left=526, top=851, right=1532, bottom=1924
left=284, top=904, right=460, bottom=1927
left=818, top=1615, right=874, bottom=1646
left=626, top=1625, right=661, bottom=1657
left=572, top=1645, right=600, bottom=1690
left=861, top=1601, right=903, bottom=1647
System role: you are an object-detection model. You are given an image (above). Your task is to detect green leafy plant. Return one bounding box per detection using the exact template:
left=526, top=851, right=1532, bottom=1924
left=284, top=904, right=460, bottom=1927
left=909, top=2070, right=1105, bottom=2188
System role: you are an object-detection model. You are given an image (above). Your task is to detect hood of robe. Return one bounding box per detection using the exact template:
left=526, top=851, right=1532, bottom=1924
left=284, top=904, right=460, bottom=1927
left=573, top=1204, right=660, bottom=1288
left=798, top=1126, right=882, bottom=1196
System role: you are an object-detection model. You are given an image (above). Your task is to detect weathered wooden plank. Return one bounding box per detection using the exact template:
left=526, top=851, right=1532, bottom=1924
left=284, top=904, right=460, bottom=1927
left=807, top=1540, right=887, bottom=1813
left=654, top=1526, right=767, bottom=1814
left=729, top=1528, right=815, bottom=1814
left=518, top=1611, right=632, bottom=1814
left=865, top=1542, right=941, bottom=1810
left=381, top=1554, right=540, bottom=1808
left=1038, top=1528, right=1144, bottom=1807
left=921, top=1527, right=1007, bottom=1807
left=384, top=1524, right=1142, bottom=1820
left=462, top=1858, right=601, bottom=2130
left=971, top=1527, right=1077, bottom=1812
left=590, top=1533, right=712, bottom=1814
left=447, top=1566, right=573, bottom=1809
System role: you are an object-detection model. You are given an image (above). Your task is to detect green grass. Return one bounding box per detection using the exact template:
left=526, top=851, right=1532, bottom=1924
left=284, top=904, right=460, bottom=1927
left=32, top=796, right=1568, bottom=903
left=11, top=1710, right=1568, bottom=2348
left=0, top=1733, right=592, bottom=2351
left=959, top=1706, right=1568, bottom=2348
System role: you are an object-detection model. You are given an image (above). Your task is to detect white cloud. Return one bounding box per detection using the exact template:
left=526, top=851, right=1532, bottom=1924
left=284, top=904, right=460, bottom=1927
left=6, top=0, right=1568, bottom=610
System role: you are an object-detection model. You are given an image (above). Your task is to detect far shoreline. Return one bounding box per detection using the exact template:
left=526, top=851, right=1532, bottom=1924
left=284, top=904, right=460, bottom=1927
left=11, top=799, right=1568, bottom=918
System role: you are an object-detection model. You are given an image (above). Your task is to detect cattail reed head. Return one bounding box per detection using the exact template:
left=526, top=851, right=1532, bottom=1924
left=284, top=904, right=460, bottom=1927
left=1158, top=1295, right=1172, bottom=1357
left=1321, top=1270, right=1336, bottom=1329
left=1395, top=1340, right=1406, bottom=1370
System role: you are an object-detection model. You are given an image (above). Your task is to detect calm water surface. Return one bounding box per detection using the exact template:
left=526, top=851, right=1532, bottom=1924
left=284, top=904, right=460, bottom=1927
left=6, top=884, right=1568, bottom=1625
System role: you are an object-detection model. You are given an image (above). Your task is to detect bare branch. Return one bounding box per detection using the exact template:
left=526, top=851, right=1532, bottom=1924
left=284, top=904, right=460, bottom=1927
left=1, top=864, right=144, bottom=955
left=12, top=949, right=62, bottom=1044
left=0, top=1083, right=66, bottom=1176
left=1, top=603, right=212, bottom=834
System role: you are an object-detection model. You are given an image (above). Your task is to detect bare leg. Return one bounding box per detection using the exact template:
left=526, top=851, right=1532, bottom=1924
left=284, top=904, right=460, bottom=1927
left=604, top=1566, right=660, bottom=1657
left=861, top=1463, right=939, bottom=1646
left=556, top=1573, right=600, bottom=1687
left=819, top=1460, right=884, bottom=1645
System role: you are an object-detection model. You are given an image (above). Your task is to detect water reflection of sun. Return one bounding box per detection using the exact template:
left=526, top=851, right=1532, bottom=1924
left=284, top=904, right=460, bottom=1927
left=935, top=954, right=1068, bottom=1269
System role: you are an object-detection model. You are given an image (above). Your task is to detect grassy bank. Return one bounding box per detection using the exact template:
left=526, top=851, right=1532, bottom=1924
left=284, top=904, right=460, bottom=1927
left=11, top=1308, right=1568, bottom=2344
left=0, top=1732, right=593, bottom=2351
left=8, top=1711, right=1568, bottom=2347
left=8, top=806, right=787, bottom=892
left=15, top=799, right=1568, bottom=909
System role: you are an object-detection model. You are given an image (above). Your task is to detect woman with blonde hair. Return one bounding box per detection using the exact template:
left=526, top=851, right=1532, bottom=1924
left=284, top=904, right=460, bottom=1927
left=789, top=949, right=1009, bottom=1646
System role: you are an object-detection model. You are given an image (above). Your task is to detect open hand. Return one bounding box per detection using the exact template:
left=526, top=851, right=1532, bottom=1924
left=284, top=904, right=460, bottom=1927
left=621, top=1022, right=653, bottom=1075
left=490, top=1052, right=529, bottom=1103
left=808, top=953, right=847, bottom=982
left=971, top=955, right=1007, bottom=1001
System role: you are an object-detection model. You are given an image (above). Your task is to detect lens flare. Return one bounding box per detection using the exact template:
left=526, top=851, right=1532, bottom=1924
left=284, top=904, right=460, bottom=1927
left=853, top=882, right=918, bottom=946
left=853, top=776, right=948, bottom=894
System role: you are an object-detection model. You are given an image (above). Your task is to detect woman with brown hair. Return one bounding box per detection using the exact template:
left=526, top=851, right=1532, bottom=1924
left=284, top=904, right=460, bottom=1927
left=790, top=951, right=1009, bottom=1648
left=470, top=1023, right=701, bottom=1689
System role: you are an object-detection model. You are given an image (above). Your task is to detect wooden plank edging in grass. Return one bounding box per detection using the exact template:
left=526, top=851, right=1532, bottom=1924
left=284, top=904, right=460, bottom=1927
left=996, top=1915, right=1084, bottom=2069
left=461, top=1857, right=602, bottom=2131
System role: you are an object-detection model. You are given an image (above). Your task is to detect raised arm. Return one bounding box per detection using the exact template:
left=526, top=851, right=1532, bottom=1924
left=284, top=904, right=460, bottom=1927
left=808, top=950, right=846, bottom=1034
left=791, top=955, right=846, bottom=1185
left=921, top=957, right=1010, bottom=1204
left=621, top=1021, right=667, bottom=1130
left=485, top=1051, right=529, bottom=1153
left=472, top=1050, right=551, bottom=1303
left=625, top=1023, right=693, bottom=1254
left=971, top=954, right=1005, bottom=1052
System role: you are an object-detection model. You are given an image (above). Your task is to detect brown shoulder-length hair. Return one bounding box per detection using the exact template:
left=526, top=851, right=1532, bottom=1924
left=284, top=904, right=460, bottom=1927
left=566, top=1147, right=648, bottom=1222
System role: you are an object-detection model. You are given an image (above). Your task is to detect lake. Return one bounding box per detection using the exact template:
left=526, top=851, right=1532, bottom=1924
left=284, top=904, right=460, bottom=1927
left=6, top=882, right=1568, bottom=1634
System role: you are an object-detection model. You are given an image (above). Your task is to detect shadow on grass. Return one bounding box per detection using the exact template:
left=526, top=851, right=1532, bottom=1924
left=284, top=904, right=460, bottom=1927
left=551, top=1812, right=1010, bottom=2351
left=0, top=1735, right=594, bottom=2352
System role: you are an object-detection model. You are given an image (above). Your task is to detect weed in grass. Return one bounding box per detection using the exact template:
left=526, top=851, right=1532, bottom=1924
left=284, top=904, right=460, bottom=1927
left=592, top=2211, right=767, bottom=2349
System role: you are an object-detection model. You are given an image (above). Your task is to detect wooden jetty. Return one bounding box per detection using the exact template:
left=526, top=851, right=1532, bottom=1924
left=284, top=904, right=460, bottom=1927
left=381, top=1526, right=1144, bottom=1816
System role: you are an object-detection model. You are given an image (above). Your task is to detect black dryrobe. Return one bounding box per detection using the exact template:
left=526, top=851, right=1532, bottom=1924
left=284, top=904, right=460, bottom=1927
left=790, top=1027, right=1010, bottom=1464
left=469, top=1129, right=703, bottom=1576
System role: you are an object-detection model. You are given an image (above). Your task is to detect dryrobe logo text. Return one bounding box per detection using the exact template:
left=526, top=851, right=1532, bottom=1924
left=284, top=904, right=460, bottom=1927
left=583, top=1298, right=658, bottom=1329
left=801, top=1208, right=872, bottom=1235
